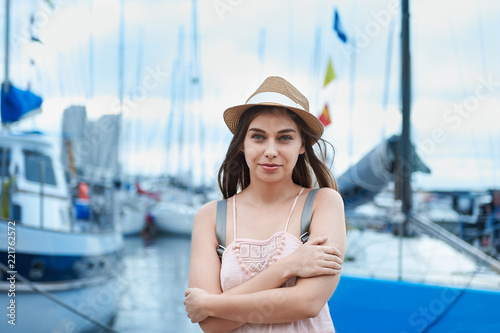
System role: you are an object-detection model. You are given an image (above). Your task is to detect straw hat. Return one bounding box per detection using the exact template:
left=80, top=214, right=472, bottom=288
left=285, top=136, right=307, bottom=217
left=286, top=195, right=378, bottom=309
left=223, top=76, right=324, bottom=138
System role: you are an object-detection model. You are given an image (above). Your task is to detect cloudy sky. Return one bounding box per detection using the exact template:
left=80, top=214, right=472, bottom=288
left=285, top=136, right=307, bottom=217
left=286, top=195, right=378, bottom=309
left=2, top=0, right=500, bottom=191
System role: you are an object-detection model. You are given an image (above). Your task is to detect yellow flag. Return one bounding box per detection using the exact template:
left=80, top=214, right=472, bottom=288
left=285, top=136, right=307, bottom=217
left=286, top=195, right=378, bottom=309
left=323, top=58, right=336, bottom=87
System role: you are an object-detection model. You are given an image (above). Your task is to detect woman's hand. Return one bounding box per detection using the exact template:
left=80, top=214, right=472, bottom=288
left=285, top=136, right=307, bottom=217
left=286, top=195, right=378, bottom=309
left=184, top=288, right=212, bottom=323
left=285, top=236, right=343, bottom=278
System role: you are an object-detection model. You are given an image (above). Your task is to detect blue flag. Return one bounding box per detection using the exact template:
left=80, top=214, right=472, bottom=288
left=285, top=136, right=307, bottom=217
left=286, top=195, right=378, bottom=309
left=1, top=83, right=43, bottom=124
left=31, top=35, right=42, bottom=43
left=333, top=9, right=348, bottom=43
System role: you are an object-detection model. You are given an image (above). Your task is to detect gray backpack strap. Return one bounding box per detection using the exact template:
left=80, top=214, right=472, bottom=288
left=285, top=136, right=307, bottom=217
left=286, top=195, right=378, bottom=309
left=300, top=188, right=320, bottom=243
left=216, top=199, right=227, bottom=260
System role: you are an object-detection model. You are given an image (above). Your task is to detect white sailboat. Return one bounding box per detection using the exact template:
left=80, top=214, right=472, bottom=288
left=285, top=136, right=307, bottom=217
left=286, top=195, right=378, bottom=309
left=326, top=1, right=500, bottom=332
left=61, top=105, right=150, bottom=236
left=59, top=0, right=151, bottom=237
left=0, top=131, right=124, bottom=332
left=151, top=0, right=215, bottom=235
left=0, top=1, right=123, bottom=331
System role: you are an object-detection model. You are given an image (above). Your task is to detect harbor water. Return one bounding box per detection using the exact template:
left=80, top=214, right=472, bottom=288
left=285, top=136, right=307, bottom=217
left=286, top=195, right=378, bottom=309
left=111, top=234, right=202, bottom=333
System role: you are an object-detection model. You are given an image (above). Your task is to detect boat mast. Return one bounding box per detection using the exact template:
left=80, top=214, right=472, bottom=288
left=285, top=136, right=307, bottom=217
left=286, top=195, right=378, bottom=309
left=3, top=0, right=10, bottom=93
left=1, top=0, right=10, bottom=217
left=117, top=0, right=125, bottom=179
left=191, top=0, right=202, bottom=99
left=397, top=0, right=412, bottom=235
left=190, top=0, right=204, bottom=191
left=118, top=0, right=125, bottom=112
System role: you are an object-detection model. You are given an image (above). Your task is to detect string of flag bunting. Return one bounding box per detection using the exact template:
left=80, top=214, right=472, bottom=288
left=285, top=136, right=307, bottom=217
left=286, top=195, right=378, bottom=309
left=317, top=8, right=348, bottom=129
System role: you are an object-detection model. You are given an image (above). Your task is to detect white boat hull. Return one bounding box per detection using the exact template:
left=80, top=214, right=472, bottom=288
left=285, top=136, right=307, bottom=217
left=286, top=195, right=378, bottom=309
left=118, top=201, right=147, bottom=236
left=151, top=201, right=197, bottom=235
left=0, top=221, right=124, bottom=333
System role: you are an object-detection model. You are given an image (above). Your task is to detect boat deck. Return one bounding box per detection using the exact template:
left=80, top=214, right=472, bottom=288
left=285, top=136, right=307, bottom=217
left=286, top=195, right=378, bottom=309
left=343, top=228, right=500, bottom=290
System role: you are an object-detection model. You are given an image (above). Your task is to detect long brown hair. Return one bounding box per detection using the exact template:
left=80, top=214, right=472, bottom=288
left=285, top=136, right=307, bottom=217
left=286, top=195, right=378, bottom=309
left=217, top=106, right=338, bottom=199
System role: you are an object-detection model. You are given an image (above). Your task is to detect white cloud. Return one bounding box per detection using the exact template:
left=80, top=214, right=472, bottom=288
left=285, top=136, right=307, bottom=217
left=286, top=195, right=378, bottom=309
left=6, top=0, right=499, bottom=190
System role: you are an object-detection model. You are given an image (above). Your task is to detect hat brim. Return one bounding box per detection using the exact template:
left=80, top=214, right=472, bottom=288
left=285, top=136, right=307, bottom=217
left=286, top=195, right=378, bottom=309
left=223, top=102, right=324, bottom=139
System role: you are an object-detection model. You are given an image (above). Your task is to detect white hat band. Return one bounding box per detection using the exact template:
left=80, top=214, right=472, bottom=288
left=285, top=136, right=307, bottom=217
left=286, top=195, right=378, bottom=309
left=246, top=91, right=306, bottom=111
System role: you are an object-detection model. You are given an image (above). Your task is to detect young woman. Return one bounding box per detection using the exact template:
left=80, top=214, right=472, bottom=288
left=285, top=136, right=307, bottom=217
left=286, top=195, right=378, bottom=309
left=185, top=76, right=346, bottom=332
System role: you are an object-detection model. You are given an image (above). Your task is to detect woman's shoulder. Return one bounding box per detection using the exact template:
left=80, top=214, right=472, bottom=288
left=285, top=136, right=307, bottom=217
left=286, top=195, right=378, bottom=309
left=191, top=200, right=220, bottom=242
left=195, top=199, right=219, bottom=220
left=313, top=187, right=344, bottom=208
left=310, top=188, right=346, bottom=234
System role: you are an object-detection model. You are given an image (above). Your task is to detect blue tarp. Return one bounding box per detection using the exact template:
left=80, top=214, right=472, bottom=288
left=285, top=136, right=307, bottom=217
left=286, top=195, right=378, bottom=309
left=1, top=83, right=43, bottom=124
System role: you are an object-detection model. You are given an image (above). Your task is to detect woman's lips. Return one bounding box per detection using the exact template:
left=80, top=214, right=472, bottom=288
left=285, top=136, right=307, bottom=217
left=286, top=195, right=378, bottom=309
left=260, top=164, right=281, bottom=172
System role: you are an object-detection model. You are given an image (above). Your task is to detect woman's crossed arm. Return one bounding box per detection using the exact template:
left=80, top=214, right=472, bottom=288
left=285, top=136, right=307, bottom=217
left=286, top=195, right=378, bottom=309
left=186, top=188, right=345, bottom=332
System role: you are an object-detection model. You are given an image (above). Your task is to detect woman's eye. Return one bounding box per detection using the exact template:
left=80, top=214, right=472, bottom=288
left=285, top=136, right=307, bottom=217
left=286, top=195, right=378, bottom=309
left=279, top=135, right=292, bottom=141
left=251, top=134, right=265, bottom=140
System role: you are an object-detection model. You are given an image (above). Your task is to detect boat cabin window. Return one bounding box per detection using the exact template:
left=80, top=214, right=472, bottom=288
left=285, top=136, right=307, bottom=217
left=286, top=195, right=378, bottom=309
left=24, top=150, right=56, bottom=185
left=0, top=147, right=11, bottom=177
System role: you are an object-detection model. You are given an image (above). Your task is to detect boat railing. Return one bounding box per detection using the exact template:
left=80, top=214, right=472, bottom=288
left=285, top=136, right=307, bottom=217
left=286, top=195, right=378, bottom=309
left=0, top=217, right=120, bottom=235
left=461, top=223, right=500, bottom=257
left=39, top=159, right=45, bottom=229
left=0, top=162, right=120, bottom=234
left=410, top=213, right=500, bottom=275
left=0, top=147, right=10, bottom=221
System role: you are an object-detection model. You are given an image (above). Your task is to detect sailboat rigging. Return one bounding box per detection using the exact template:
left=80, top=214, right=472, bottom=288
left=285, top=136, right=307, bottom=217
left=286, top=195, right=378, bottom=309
left=0, top=1, right=123, bottom=332
left=151, top=0, right=214, bottom=235
left=328, top=1, right=500, bottom=332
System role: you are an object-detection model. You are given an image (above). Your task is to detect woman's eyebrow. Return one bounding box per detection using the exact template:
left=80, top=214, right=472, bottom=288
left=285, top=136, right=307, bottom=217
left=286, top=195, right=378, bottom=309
left=248, top=128, right=266, bottom=133
left=248, top=128, right=296, bottom=134
left=277, top=128, right=296, bottom=134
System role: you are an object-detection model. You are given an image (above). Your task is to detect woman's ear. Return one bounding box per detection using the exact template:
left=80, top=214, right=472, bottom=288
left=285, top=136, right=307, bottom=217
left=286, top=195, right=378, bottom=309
left=299, top=139, right=305, bottom=155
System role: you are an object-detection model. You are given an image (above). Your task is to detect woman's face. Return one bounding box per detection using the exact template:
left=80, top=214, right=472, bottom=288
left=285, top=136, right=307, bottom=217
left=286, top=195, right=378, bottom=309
left=242, top=109, right=305, bottom=184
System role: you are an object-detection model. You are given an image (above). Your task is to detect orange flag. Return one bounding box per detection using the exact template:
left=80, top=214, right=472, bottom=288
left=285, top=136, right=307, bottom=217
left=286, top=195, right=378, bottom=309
left=318, top=104, right=332, bottom=127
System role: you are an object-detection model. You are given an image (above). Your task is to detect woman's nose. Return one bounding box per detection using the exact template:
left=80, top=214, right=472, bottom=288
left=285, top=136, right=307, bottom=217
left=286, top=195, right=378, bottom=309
left=264, top=141, right=278, bottom=158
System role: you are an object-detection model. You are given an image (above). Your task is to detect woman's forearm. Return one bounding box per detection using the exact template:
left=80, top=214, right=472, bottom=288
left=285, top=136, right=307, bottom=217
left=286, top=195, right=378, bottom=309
left=195, top=258, right=294, bottom=332
left=198, top=317, right=244, bottom=333
left=206, top=283, right=322, bottom=324
left=195, top=241, right=341, bottom=329
left=222, top=256, right=293, bottom=296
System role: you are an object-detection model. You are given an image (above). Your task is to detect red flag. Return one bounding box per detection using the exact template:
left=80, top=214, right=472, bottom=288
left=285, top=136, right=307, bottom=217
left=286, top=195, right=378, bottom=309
left=318, top=104, right=332, bottom=127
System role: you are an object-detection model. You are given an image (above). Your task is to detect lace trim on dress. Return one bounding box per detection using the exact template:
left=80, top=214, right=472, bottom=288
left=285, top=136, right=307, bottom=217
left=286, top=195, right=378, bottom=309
left=231, top=188, right=304, bottom=277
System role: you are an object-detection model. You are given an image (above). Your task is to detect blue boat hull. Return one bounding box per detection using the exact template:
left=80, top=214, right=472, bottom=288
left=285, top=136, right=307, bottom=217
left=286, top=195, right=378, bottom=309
left=329, top=275, right=500, bottom=332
